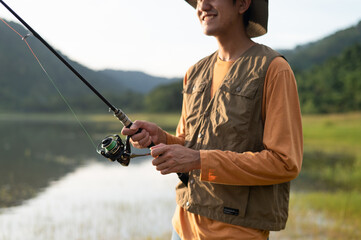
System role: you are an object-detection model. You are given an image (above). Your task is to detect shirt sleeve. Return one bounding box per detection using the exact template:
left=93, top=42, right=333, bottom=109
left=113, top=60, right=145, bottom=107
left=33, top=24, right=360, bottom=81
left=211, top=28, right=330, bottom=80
left=200, top=57, right=303, bottom=185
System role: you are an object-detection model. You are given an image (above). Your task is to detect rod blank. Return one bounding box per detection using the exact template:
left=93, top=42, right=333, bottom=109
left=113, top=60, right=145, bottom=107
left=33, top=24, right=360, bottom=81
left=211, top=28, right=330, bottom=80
left=0, top=0, right=117, bottom=113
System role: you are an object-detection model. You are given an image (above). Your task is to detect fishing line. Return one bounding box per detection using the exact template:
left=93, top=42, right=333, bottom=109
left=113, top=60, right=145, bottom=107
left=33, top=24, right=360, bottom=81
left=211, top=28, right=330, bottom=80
left=0, top=17, right=97, bottom=149
left=0, top=0, right=189, bottom=185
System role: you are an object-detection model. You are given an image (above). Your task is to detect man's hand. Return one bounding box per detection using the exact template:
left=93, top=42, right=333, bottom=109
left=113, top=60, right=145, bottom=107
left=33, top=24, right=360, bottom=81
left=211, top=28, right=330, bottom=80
left=151, top=143, right=201, bottom=175
left=121, top=120, right=166, bottom=148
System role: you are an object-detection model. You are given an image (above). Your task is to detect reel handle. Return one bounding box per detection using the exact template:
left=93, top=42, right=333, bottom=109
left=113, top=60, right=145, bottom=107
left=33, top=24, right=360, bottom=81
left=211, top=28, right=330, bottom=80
left=132, top=125, right=188, bottom=186
left=124, top=117, right=189, bottom=186
left=147, top=141, right=155, bottom=148
left=177, top=173, right=189, bottom=186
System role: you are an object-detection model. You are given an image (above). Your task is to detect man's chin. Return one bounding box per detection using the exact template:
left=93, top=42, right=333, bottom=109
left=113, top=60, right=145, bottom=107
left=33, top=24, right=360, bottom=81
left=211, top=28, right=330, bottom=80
left=202, top=29, right=217, bottom=37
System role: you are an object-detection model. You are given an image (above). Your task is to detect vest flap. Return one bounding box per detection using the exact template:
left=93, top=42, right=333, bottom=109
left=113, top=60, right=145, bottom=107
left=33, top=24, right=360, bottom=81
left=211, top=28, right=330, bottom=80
left=183, top=81, right=207, bottom=94
left=219, top=77, right=261, bottom=99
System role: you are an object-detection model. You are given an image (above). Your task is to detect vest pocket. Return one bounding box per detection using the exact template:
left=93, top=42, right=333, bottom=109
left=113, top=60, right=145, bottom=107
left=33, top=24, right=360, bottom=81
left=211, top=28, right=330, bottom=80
left=219, top=77, right=261, bottom=99
left=211, top=78, right=262, bottom=140
left=183, top=81, right=207, bottom=94
left=221, top=185, right=250, bottom=218
left=190, top=181, right=250, bottom=219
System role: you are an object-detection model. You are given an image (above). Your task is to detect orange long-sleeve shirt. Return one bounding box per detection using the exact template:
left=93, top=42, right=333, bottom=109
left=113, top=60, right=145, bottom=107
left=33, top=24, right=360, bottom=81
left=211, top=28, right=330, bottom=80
left=166, top=56, right=303, bottom=240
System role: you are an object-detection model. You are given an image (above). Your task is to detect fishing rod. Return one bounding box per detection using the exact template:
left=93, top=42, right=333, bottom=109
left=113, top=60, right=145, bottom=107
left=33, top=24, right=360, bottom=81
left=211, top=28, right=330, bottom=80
left=0, top=0, right=189, bottom=185
left=0, top=0, right=125, bottom=121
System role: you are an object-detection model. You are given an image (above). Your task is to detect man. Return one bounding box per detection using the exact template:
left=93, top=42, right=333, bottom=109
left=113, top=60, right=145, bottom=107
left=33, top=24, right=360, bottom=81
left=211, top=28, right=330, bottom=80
left=122, top=0, right=303, bottom=239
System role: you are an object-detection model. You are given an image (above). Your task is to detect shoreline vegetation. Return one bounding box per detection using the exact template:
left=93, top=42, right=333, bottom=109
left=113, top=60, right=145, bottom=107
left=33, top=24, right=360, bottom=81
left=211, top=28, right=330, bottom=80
left=0, top=111, right=360, bottom=239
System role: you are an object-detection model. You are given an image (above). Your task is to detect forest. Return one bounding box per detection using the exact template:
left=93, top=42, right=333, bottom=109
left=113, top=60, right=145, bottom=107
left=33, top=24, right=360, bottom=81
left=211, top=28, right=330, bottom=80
left=1, top=17, right=361, bottom=239
left=0, top=20, right=361, bottom=114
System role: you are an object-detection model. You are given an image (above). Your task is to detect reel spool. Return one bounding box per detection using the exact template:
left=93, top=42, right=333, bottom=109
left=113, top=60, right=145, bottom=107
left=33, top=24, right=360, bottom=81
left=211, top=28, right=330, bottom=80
left=97, top=134, right=131, bottom=166
left=97, top=134, right=188, bottom=186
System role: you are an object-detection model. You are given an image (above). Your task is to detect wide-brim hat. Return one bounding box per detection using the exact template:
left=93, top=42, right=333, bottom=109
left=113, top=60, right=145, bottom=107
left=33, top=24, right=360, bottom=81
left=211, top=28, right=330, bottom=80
left=185, top=0, right=268, bottom=38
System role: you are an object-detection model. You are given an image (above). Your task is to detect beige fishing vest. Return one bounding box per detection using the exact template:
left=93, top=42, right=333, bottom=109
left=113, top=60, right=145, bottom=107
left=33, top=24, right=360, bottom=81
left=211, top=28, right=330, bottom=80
left=176, top=44, right=289, bottom=231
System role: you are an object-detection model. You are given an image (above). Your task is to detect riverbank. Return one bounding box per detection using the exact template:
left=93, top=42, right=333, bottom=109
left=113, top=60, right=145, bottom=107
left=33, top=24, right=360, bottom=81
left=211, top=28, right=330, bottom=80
left=1, top=111, right=360, bottom=239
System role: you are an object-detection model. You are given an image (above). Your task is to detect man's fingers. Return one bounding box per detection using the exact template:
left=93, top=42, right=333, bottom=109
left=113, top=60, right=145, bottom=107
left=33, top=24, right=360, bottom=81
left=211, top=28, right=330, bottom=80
left=155, top=160, right=179, bottom=175
left=130, top=129, right=147, bottom=141
left=159, top=164, right=182, bottom=175
left=150, top=143, right=166, bottom=158
left=121, top=126, right=137, bottom=136
left=131, top=120, right=149, bottom=131
left=152, top=155, right=166, bottom=166
left=125, top=129, right=152, bottom=148
left=137, top=132, right=152, bottom=148
left=121, top=120, right=145, bottom=135
left=155, top=161, right=171, bottom=171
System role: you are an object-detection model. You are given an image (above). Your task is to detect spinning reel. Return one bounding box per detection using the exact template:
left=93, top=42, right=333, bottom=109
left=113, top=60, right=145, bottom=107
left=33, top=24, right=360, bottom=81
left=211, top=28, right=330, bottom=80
left=97, top=134, right=149, bottom=166
left=0, top=0, right=189, bottom=185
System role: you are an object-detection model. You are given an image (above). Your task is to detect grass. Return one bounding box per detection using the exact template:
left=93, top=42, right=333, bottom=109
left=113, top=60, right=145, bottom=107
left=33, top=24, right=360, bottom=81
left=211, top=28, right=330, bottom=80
left=103, top=111, right=361, bottom=239
left=1, top=111, right=360, bottom=239
left=302, top=112, right=361, bottom=156
left=301, top=112, right=361, bottom=191
left=272, top=191, right=361, bottom=239
left=280, top=112, right=361, bottom=239
left=297, top=191, right=361, bottom=221
left=132, top=111, right=361, bottom=238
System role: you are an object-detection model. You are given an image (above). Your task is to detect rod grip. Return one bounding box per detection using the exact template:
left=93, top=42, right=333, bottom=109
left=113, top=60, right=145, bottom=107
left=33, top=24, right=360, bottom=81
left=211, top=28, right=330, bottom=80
left=132, top=127, right=154, bottom=148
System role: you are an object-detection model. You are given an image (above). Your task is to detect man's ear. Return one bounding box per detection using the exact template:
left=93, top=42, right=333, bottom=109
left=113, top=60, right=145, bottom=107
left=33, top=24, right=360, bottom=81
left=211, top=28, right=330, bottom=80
left=238, top=0, right=251, bottom=14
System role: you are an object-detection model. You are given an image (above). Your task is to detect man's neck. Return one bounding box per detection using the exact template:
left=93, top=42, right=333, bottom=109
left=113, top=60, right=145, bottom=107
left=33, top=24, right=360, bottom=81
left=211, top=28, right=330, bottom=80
left=216, top=33, right=255, bottom=62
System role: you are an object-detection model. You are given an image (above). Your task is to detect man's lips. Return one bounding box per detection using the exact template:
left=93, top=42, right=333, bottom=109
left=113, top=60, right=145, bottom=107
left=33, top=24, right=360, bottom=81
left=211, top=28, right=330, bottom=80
left=201, top=13, right=217, bottom=21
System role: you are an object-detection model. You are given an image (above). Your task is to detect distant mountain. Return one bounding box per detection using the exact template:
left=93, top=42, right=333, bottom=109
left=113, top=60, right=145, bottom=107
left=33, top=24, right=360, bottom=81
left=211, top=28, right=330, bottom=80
left=280, top=21, right=361, bottom=71
left=99, top=69, right=179, bottom=94
left=0, top=19, right=177, bottom=112
left=1, top=18, right=361, bottom=114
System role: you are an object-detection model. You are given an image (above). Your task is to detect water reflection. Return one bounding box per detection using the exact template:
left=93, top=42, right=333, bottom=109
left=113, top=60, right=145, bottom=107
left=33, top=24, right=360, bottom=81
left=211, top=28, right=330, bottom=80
left=0, top=161, right=178, bottom=240
left=0, top=114, right=178, bottom=239
left=0, top=114, right=147, bottom=208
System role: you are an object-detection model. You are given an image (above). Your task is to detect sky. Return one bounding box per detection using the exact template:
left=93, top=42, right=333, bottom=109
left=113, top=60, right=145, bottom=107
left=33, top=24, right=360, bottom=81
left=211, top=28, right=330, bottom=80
left=1, top=0, right=361, bottom=78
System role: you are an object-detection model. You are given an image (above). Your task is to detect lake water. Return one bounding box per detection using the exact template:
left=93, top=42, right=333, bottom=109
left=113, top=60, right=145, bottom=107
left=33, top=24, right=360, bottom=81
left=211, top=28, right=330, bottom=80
left=0, top=114, right=178, bottom=239
left=2, top=114, right=352, bottom=239
left=0, top=159, right=179, bottom=240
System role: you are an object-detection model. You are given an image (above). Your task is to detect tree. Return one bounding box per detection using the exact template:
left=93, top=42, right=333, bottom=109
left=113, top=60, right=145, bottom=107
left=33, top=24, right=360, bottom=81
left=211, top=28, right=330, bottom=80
left=144, top=80, right=183, bottom=112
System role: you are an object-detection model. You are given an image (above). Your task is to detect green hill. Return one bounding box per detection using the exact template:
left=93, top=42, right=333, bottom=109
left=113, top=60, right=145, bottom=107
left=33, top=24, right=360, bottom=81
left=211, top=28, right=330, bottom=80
left=0, top=20, right=177, bottom=113
left=148, top=20, right=361, bottom=114
left=277, top=20, right=361, bottom=114
left=280, top=21, right=361, bottom=71
left=1, top=18, right=361, bottom=114
left=296, top=43, right=361, bottom=113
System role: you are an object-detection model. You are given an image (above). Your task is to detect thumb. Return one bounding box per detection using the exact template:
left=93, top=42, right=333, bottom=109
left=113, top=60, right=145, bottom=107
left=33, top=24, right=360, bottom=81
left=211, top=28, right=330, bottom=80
left=130, top=120, right=146, bottom=130
left=121, top=120, right=143, bottom=136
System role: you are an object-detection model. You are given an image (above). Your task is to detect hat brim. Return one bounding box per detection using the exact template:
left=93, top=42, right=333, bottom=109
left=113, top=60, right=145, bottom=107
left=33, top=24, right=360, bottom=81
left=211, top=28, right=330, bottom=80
left=185, top=0, right=268, bottom=38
